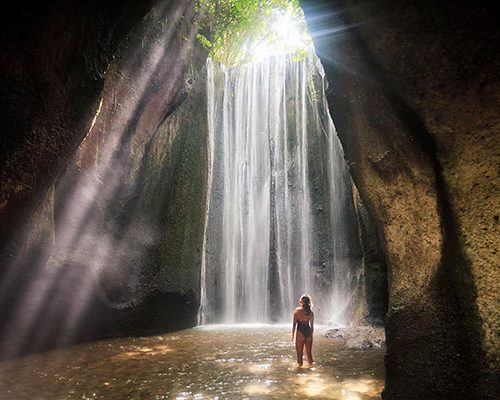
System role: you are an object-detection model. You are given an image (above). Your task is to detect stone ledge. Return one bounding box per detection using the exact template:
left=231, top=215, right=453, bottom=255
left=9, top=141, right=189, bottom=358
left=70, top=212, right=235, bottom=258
left=325, top=326, right=386, bottom=349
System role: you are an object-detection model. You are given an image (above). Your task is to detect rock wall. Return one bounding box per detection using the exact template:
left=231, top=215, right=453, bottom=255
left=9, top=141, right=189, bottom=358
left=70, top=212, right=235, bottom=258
left=0, top=0, right=156, bottom=254
left=54, top=0, right=207, bottom=323
left=141, top=72, right=208, bottom=314
left=0, top=0, right=207, bottom=357
left=354, top=188, right=388, bottom=325
left=302, top=0, right=499, bottom=399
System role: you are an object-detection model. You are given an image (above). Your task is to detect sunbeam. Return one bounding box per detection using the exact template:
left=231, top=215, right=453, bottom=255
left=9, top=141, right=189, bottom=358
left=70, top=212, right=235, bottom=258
left=0, top=0, right=198, bottom=359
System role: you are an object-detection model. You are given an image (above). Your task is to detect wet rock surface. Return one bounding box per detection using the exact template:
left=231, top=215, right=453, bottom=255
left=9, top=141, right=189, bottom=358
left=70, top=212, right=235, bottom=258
left=326, top=326, right=386, bottom=349
left=354, top=191, right=388, bottom=325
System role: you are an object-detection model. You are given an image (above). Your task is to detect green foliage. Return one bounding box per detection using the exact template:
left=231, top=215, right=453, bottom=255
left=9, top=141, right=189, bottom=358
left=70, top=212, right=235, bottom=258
left=197, top=0, right=311, bottom=66
left=196, top=33, right=212, bottom=49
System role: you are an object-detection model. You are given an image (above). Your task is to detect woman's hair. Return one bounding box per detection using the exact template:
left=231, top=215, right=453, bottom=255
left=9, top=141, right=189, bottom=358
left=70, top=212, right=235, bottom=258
left=300, top=294, right=313, bottom=315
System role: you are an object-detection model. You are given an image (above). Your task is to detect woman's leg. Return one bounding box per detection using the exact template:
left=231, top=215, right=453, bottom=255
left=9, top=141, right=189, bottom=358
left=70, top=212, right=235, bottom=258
left=304, top=336, right=313, bottom=365
left=295, top=332, right=305, bottom=366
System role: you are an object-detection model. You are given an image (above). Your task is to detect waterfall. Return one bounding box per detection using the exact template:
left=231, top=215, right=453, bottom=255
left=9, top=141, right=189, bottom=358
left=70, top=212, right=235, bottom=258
left=200, top=50, right=362, bottom=325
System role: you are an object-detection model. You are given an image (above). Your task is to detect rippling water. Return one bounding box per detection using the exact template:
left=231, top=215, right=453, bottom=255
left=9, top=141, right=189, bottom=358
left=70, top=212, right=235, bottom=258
left=0, top=325, right=384, bottom=399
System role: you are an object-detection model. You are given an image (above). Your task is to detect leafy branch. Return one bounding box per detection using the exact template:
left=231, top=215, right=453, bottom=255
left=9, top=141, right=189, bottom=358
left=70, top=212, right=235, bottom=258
left=196, top=0, right=310, bottom=66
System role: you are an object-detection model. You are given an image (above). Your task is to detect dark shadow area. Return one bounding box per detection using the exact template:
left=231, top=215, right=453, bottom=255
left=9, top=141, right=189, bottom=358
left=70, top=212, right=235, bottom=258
left=301, top=0, right=496, bottom=398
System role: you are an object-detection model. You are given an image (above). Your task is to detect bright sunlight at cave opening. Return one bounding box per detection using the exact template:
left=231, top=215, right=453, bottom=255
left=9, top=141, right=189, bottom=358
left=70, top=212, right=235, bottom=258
left=251, top=8, right=310, bottom=61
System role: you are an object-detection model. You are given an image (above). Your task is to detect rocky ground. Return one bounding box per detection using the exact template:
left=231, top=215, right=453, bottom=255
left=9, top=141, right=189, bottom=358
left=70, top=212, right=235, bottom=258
left=325, top=326, right=386, bottom=349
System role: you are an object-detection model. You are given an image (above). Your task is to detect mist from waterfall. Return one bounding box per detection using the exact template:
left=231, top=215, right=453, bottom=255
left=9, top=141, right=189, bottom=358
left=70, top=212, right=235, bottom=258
left=200, top=50, right=361, bottom=325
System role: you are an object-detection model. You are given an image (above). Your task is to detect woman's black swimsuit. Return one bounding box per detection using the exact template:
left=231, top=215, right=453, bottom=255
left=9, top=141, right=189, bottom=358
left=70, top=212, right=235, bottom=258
left=296, top=319, right=312, bottom=339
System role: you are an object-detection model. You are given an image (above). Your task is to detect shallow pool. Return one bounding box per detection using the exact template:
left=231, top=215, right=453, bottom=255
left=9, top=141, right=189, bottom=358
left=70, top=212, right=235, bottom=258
left=0, top=325, right=385, bottom=399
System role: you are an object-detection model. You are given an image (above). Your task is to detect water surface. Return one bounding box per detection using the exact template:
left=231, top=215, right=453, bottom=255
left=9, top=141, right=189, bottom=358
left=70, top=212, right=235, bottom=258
left=0, top=325, right=384, bottom=399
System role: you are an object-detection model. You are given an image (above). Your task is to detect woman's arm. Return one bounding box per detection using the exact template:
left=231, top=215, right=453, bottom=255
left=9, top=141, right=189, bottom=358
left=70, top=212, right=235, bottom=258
left=310, top=312, right=314, bottom=335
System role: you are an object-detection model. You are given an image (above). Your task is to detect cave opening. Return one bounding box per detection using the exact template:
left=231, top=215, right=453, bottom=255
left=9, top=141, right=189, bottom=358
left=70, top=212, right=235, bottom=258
left=0, top=0, right=497, bottom=399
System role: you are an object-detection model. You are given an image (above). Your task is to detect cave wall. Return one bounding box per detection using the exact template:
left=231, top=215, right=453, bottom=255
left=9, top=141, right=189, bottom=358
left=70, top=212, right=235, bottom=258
left=354, top=188, right=388, bottom=325
left=0, top=0, right=156, bottom=255
left=302, top=0, right=499, bottom=399
left=0, top=0, right=207, bottom=357
left=53, top=0, right=207, bottom=325
left=139, top=72, right=208, bottom=316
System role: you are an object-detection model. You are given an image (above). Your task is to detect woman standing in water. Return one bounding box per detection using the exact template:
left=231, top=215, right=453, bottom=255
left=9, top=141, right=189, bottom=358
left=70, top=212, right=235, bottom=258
left=291, top=294, right=314, bottom=367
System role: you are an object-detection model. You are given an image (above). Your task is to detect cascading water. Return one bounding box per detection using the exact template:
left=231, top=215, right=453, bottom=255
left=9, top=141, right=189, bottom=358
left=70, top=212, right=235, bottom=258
left=200, top=49, right=362, bottom=325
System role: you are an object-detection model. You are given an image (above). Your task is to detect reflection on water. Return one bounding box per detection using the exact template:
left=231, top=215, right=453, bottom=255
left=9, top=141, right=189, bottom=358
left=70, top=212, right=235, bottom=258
left=0, top=325, right=384, bottom=399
